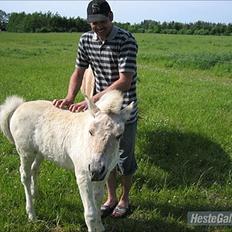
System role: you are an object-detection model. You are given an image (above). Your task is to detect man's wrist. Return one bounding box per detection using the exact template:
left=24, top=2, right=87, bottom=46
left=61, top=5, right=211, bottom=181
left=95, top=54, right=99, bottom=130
left=92, top=93, right=102, bottom=103
left=65, top=95, right=75, bottom=102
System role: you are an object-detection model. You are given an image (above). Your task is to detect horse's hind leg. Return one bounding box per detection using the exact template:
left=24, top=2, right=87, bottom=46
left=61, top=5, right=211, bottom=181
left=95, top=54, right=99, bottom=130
left=31, top=155, right=43, bottom=199
left=19, top=152, right=36, bottom=221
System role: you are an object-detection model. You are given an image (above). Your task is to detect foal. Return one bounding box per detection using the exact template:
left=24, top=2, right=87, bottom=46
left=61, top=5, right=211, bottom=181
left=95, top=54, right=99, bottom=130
left=0, top=90, right=133, bottom=232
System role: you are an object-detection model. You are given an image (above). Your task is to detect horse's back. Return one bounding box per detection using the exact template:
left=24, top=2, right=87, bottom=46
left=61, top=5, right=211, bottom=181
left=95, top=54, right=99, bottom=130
left=10, top=100, right=53, bottom=151
left=10, top=100, right=77, bottom=169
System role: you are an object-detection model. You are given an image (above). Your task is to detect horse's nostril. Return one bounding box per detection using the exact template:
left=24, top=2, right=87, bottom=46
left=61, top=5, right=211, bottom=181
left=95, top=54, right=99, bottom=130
left=88, top=164, right=91, bottom=171
left=100, top=165, right=105, bottom=175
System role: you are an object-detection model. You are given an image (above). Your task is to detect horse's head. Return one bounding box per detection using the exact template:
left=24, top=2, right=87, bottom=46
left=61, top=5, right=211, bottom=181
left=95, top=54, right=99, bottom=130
left=85, top=90, right=133, bottom=182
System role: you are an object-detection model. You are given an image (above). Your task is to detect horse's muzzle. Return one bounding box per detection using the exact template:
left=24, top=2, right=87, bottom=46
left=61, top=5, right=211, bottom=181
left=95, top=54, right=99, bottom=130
left=88, top=163, right=107, bottom=182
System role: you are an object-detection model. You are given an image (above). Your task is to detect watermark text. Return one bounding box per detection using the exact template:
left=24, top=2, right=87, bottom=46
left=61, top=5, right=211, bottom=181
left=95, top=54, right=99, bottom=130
left=188, top=211, right=232, bottom=226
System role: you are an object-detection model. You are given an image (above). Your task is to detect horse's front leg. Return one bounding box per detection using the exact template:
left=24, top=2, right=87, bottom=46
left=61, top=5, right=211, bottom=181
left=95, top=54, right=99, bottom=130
left=92, top=181, right=105, bottom=230
left=75, top=169, right=104, bottom=232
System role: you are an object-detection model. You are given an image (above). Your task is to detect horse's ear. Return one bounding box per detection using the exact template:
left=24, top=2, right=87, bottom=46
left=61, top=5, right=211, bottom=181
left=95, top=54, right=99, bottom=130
left=84, top=94, right=100, bottom=117
left=120, top=102, right=134, bottom=122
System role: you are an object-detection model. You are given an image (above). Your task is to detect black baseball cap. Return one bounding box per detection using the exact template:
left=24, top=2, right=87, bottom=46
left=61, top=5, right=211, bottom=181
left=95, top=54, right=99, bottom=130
left=87, top=0, right=111, bottom=23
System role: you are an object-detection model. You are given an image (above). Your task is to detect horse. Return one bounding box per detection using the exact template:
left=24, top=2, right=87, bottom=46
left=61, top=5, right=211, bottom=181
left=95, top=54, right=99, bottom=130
left=0, top=90, right=133, bottom=232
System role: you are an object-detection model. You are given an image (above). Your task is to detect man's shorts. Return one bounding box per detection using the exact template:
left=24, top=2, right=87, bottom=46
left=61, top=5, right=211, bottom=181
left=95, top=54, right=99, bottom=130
left=117, top=121, right=138, bottom=176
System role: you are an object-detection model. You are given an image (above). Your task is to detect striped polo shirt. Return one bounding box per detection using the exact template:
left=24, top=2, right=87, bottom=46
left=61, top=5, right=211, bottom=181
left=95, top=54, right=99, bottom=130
left=75, top=25, right=138, bottom=124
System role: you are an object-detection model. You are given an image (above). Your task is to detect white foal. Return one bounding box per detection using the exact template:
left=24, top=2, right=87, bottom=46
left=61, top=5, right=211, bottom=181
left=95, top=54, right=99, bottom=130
left=0, top=90, right=133, bottom=232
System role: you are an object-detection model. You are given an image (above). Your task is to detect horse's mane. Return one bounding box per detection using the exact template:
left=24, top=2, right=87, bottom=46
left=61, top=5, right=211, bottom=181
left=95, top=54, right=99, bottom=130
left=96, top=90, right=123, bottom=114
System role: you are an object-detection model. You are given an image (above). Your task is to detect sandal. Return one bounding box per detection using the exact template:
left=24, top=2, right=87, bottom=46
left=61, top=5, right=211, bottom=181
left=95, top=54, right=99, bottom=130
left=101, top=202, right=118, bottom=218
left=111, top=205, right=131, bottom=218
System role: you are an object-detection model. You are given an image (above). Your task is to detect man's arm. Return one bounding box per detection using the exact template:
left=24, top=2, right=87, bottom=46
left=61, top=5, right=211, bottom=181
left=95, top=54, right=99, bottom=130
left=92, top=72, right=132, bottom=103
left=53, top=67, right=86, bottom=109
left=65, top=68, right=86, bottom=102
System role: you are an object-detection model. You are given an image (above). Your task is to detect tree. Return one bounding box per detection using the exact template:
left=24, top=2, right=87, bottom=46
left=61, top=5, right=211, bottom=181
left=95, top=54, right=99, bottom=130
left=0, top=10, right=9, bottom=31
left=7, top=12, right=28, bottom=32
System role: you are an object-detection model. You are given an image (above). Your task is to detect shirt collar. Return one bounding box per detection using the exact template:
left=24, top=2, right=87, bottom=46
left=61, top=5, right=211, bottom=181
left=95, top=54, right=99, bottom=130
left=92, top=25, right=118, bottom=42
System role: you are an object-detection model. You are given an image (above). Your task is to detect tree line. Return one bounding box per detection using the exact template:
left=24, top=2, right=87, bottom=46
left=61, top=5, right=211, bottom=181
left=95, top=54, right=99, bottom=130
left=0, top=10, right=231, bottom=36
left=116, top=20, right=232, bottom=36
left=2, top=11, right=90, bottom=33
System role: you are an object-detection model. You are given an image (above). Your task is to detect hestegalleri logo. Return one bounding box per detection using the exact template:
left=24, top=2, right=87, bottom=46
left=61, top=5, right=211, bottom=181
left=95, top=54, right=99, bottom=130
left=188, top=211, right=232, bottom=226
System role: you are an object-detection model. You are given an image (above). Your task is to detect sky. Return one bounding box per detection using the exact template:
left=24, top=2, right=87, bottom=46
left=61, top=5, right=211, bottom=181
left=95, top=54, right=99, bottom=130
left=1, top=1, right=232, bottom=24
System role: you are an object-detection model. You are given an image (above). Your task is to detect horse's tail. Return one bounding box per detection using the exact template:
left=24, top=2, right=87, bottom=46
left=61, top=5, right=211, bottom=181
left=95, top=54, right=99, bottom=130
left=0, top=96, right=24, bottom=144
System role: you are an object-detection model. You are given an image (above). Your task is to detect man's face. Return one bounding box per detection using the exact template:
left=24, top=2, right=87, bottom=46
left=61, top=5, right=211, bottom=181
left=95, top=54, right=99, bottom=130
left=90, top=18, right=112, bottom=40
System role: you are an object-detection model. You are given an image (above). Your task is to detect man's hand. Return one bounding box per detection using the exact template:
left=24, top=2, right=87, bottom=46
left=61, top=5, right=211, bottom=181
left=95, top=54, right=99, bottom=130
left=52, top=98, right=73, bottom=109
left=53, top=99, right=88, bottom=112
left=69, top=100, right=88, bottom=112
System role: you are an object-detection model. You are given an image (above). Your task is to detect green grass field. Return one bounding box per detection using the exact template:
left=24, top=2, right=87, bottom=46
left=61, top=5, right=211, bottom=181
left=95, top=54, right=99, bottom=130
left=0, top=32, right=232, bottom=232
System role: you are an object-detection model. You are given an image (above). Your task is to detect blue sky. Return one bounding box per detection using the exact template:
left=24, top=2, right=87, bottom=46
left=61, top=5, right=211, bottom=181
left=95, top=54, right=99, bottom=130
left=1, top=1, right=231, bottom=24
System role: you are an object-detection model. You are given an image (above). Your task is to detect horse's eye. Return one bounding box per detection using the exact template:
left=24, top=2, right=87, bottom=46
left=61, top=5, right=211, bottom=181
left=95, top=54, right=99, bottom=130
left=89, top=129, right=94, bottom=136
left=116, top=134, right=122, bottom=140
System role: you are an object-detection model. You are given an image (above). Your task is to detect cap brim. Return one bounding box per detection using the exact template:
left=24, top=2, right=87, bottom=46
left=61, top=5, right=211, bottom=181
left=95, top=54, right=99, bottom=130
left=87, top=14, right=109, bottom=23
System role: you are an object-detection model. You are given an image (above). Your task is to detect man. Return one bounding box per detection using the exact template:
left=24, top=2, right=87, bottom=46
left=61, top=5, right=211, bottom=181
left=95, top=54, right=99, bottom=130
left=53, top=0, right=138, bottom=218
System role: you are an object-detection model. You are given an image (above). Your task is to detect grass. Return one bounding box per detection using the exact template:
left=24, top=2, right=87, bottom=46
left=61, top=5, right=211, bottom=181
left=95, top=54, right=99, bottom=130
left=0, top=32, right=232, bottom=232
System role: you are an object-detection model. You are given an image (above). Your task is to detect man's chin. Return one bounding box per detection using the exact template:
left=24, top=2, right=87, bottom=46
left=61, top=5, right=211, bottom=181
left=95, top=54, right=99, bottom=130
left=97, top=31, right=106, bottom=37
